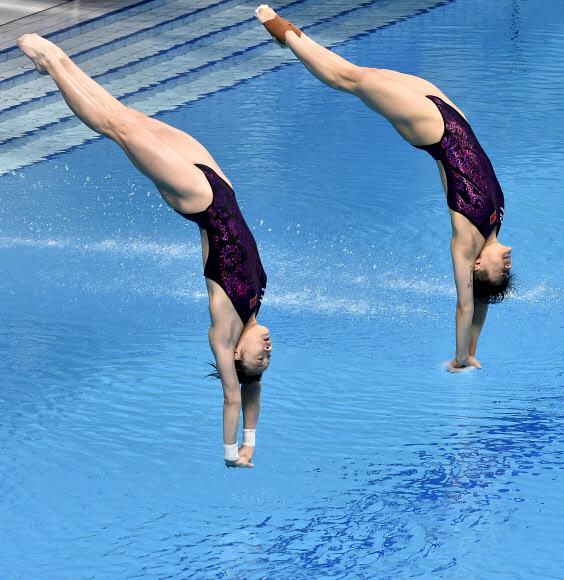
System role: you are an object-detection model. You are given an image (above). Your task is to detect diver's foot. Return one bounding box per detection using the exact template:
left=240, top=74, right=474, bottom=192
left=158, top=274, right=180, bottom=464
left=256, top=4, right=277, bottom=24
left=17, top=33, right=63, bottom=74
left=256, top=5, right=301, bottom=47
left=256, top=5, right=285, bottom=48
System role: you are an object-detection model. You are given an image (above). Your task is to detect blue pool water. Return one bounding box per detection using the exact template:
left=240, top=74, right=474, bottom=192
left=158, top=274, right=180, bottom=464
left=1, top=0, right=563, bottom=578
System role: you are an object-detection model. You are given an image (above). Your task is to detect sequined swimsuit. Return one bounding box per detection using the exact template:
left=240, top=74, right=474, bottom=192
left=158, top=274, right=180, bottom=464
left=176, top=164, right=267, bottom=325
left=416, top=96, right=504, bottom=238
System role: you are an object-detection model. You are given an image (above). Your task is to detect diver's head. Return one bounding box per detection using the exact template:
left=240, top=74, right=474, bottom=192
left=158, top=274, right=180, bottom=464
left=473, top=241, right=514, bottom=303
left=234, top=322, right=272, bottom=382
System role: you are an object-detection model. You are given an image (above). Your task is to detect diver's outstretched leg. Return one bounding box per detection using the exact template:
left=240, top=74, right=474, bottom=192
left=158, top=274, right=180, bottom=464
left=17, top=34, right=222, bottom=213
left=256, top=6, right=447, bottom=146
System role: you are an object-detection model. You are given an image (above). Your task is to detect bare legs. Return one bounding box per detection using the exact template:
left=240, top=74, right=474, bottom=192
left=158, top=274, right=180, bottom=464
left=256, top=7, right=453, bottom=146
left=17, top=34, right=226, bottom=214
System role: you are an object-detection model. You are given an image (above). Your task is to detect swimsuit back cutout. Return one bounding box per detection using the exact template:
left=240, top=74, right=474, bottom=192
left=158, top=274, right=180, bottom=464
left=176, top=164, right=267, bottom=325
left=415, top=96, right=504, bottom=238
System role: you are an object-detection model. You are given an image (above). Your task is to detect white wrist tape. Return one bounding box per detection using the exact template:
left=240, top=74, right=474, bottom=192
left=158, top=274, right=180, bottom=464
left=242, top=429, right=256, bottom=447
left=224, top=442, right=239, bottom=462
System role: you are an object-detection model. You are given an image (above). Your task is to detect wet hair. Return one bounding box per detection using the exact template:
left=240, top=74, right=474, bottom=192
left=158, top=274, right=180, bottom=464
left=207, top=361, right=262, bottom=384
left=473, top=270, right=515, bottom=304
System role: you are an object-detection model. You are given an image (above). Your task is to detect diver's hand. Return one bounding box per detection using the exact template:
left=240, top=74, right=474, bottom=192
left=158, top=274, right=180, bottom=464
left=225, top=445, right=255, bottom=468
left=449, top=356, right=472, bottom=372
left=468, top=356, right=482, bottom=369
left=238, top=444, right=254, bottom=463
left=225, top=455, right=254, bottom=469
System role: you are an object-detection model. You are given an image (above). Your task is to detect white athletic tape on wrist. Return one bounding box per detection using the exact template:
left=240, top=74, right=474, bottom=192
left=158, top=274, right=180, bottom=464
left=224, top=442, right=239, bottom=462
left=242, top=428, right=256, bottom=447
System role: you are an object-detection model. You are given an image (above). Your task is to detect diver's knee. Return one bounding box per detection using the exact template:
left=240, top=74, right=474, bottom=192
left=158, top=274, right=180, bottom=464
left=333, top=64, right=364, bottom=93
left=105, top=107, right=144, bottom=143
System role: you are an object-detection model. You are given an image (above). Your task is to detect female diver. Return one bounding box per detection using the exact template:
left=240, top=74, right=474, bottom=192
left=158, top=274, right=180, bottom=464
left=18, top=34, right=271, bottom=466
left=256, top=6, right=513, bottom=372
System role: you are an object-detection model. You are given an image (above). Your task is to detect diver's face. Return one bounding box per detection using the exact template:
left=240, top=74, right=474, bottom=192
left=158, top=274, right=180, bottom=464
left=235, top=324, right=272, bottom=376
left=475, top=243, right=512, bottom=284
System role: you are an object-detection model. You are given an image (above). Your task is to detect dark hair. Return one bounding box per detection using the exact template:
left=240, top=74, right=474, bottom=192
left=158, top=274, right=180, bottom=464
left=473, top=270, right=515, bottom=304
left=207, top=361, right=262, bottom=384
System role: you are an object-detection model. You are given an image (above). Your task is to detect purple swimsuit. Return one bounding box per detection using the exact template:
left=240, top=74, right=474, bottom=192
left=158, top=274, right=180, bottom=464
left=176, top=164, right=266, bottom=325
left=416, top=96, right=504, bottom=238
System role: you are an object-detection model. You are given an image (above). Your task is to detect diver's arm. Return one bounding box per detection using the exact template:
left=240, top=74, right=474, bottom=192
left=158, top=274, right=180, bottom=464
left=238, top=379, right=261, bottom=465
left=449, top=237, right=477, bottom=371
left=208, top=295, right=253, bottom=468
left=209, top=329, right=241, bottom=445
left=468, top=298, right=489, bottom=366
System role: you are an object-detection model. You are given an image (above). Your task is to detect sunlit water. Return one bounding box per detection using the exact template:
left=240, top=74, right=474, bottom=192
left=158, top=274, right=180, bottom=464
left=1, top=0, right=563, bottom=578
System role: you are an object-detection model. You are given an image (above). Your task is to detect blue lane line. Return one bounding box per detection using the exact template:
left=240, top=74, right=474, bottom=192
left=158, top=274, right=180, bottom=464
left=0, top=0, right=311, bottom=118
left=0, top=0, right=166, bottom=61
left=0, top=0, right=242, bottom=89
left=0, top=0, right=451, bottom=155
left=0, top=1, right=71, bottom=28
left=0, top=27, right=283, bottom=149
